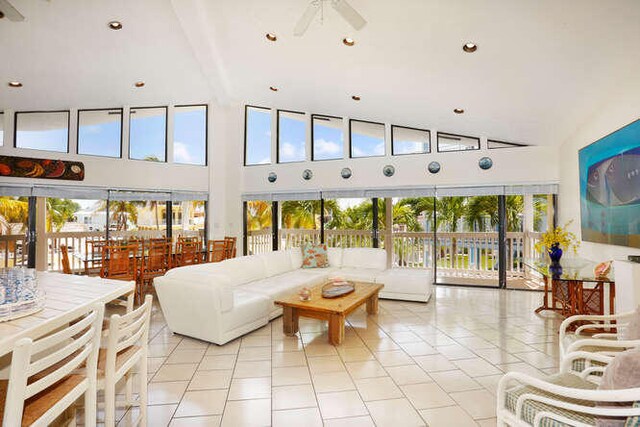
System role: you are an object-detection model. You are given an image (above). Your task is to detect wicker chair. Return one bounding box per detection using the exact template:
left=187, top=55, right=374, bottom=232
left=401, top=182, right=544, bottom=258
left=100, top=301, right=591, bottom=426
left=100, top=244, right=138, bottom=282
left=559, top=311, right=640, bottom=362
left=176, top=238, right=202, bottom=266
left=497, top=351, right=640, bottom=426
left=138, top=240, right=171, bottom=302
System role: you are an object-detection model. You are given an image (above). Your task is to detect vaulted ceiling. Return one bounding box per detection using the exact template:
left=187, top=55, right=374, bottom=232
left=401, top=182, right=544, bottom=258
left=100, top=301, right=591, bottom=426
left=2, top=0, right=639, bottom=146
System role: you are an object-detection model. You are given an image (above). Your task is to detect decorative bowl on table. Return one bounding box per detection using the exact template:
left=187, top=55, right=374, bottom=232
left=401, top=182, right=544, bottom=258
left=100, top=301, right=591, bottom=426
left=322, top=279, right=355, bottom=298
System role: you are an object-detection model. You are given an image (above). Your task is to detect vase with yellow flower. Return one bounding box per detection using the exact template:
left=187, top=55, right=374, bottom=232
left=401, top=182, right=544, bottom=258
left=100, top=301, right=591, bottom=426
left=534, top=221, right=580, bottom=265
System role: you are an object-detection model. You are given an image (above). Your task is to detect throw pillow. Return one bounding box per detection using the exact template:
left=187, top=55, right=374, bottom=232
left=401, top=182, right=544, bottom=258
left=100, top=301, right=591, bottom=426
left=302, top=243, right=329, bottom=269
left=597, top=348, right=640, bottom=427
left=621, top=306, right=640, bottom=341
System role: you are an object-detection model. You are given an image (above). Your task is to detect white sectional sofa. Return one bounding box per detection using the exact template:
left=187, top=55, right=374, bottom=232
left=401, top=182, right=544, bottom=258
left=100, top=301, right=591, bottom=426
left=155, top=247, right=432, bottom=345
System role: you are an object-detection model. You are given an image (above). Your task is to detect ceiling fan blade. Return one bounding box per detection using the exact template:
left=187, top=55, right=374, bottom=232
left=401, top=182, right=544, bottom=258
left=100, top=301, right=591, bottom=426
left=293, top=1, right=320, bottom=37
left=0, top=0, right=25, bottom=21
left=331, top=0, right=366, bottom=30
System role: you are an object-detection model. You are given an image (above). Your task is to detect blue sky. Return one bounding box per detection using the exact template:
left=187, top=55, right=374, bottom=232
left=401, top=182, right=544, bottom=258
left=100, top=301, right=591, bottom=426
left=246, top=109, right=392, bottom=164
left=78, top=112, right=121, bottom=157
left=129, top=111, right=167, bottom=161
left=12, top=109, right=205, bottom=163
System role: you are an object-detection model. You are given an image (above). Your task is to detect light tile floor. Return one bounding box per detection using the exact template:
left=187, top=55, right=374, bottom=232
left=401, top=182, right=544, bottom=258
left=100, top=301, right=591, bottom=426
left=112, top=286, right=564, bottom=427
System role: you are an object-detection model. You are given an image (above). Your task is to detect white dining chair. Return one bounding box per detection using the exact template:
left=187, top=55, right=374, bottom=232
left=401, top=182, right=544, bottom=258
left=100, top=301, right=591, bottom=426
left=99, top=294, right=153, bottom=427
left=1, top=303, right=104, bottom=427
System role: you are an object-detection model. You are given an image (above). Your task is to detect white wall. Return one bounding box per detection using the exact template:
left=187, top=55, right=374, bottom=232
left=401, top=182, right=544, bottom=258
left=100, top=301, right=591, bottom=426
left=241, top=109, right=559, bottom=193
left=557, top=78, right=640, bottom=260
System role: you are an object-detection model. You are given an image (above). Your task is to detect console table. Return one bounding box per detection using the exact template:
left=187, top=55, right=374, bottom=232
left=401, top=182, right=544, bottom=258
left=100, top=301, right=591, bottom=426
left=524, top=258, right=615, bottom=317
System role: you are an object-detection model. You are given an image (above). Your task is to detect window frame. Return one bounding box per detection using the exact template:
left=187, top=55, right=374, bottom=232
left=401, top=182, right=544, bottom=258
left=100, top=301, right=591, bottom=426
left=14, top=110, right=71, bottom=153
left=128, top=105, right=168, bottom=162
left=77, top=107, right=123, bottom=158
left=0, top=111, right=4, bottom=146
left=244, top=105, right=272, bottom=166
left=349, top=119, right=386, bottom=159
left=391, top=124, right=431, bottom=156
left=311, top=114, right=344, bottom=162
left=173, top=104, right=208, bottom=166
left=276, top=109, right=307, bottom=164
left=487, top=139, right=528, bottom=149
left=436, top=131, right=480, bottom=153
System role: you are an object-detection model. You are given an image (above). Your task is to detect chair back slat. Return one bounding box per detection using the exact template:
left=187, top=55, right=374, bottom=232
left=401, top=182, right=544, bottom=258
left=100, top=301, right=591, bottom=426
left=3, top=303, right=104, bottom=426
left=105, top=295, right=153, bottom=371
left=207, top=240, right=226, bottom=263
left=224, top=236, right=237, bottom=259
left=100, top=244, right=138, bottom=281
left=60, top=245, right=72, bottom=274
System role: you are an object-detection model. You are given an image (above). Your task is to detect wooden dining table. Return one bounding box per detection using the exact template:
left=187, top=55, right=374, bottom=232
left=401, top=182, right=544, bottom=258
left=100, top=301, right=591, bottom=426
left=0, top=272, right=135, bottom=358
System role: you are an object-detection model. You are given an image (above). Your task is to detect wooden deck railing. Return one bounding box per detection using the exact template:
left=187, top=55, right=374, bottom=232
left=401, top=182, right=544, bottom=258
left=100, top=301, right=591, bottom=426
left=0, top=235, right=29, bottom=268
left=246, top=228, right=542, bottom=279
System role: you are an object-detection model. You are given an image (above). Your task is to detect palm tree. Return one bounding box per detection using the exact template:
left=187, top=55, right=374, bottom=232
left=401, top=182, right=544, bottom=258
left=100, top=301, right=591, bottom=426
left=246, top=201, right=272, bottom=231
left=45, top=198, right=80, bottom=232
left=0, top=197, right=29, bottom=235
left=103, top=201, right=139, bottom=231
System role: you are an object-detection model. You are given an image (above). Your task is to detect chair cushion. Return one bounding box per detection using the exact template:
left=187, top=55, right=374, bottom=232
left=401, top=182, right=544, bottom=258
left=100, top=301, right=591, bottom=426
left=327, top=247, right=343, bottom=268
left=97, top=346, right=141, bottom=377
left=598, top=349, right=640, bottom=427
left=302, top=243, right=329, bottom=268
left=621, top=306, right=640, bottom=341
left=505, top=373, right=597, bottom=427
left=259, top=250, right=294, bottom=277
left=0, top=375, right=86, bottom=427
left=341, top=248, right=386, bottom=270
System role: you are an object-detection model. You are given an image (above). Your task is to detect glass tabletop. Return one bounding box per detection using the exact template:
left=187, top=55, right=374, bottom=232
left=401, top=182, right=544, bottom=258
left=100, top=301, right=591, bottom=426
left=523, top=257, right=615, bottom=283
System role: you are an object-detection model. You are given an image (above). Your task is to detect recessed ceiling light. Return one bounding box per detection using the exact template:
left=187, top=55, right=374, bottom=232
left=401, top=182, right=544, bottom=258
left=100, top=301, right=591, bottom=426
left=351, top=95, right=361, bottom=101
left=134, top=81, right=145, bottom=88
left=463, top=42, right=477, bottom=53
left=453, top=108, right=464, bottom=114
left=108, top=21, right=123, bottom=30
left=269, top=86, right=278, bottom=92
left=343, top=37, right=355, bottom=46
left=8, top=81, right=23, bottom=88
left=266, top=33, right=277, bottom=42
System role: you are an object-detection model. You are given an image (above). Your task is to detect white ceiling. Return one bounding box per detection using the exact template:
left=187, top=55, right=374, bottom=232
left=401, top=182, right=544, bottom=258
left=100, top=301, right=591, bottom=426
left=2, top=0, right=640, bottom=146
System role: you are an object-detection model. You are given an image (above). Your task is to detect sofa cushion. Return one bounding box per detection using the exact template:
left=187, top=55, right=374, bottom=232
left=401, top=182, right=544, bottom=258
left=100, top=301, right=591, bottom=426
left=236, top=277, right=303, bottom=302
left=333, top=268, right=382, bottom=284
left=259, top=250, right=294, bottom=277
left=277, top=270, right=330, bottom=288
left=341, top=248, right=387, bottom=270
left=287, top=248, right=303, bottom=269
left=165, top=261, right=225, bottom=278
left=215, top=255, right=266, bottom=286
left=327, top=247, right=343, bottom=268
left=302, top=243, right=329, bottom=268
left=375, top=269, right=431, bottom=295
left=621, top=306, right=640, bottom=341
left=221, top=291, right=271, bottom=331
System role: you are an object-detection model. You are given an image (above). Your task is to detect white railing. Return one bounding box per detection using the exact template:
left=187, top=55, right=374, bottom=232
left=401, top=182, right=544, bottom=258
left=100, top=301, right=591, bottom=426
left=0, top=235, right=29, bottom=268
left=247, top=228, right=542, bottom=280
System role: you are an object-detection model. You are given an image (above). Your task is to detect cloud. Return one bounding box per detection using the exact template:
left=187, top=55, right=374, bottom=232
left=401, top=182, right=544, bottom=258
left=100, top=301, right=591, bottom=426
left=353, top=142, right=384, bottom=157
left=280, top=142, right=305, bottom=161
left=314, top=138, right=342, bottom=156
left=395, top=141, right=427, bottom=154
left=174, top=141, right=193, bottom=163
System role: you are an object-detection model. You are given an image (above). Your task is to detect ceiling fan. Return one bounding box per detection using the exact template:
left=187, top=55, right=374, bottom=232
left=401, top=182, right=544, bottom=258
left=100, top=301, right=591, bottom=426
left=294, top=0, right=367, bottom=37
left=0, top=0, right=25, bottom=21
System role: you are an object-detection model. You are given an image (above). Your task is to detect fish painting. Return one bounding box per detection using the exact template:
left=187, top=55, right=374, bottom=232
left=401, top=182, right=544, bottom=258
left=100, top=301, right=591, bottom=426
left=586, top=146, right=640, bottom=207
left=579, top=119, right=640, bottom=249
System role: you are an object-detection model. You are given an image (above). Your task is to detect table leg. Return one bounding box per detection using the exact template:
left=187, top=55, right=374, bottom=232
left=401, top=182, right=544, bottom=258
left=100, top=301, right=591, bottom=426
left=329, top=314, right=345, bottom=345
left=535, top=276, right=550, bottom=313
left=283, top=307, right=299, bottom=336
left=366, top=293, right=379, bottom=315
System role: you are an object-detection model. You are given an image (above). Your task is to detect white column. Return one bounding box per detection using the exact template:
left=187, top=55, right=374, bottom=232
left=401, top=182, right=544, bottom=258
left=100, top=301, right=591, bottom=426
left=523, top=194, right=534, bottom=260
left=385, top=198, right=393, bottom=269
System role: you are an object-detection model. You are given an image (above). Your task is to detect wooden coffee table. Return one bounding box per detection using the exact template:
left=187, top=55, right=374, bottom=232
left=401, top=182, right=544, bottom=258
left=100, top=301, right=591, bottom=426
left=274, top=282, right=383, bottom=345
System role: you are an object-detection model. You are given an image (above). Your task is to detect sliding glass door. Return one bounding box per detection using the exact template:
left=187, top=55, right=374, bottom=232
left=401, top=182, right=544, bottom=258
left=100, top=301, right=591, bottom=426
left=245, top=200, right=273, bottom=255
left=435, top=195, right=500, bottom=287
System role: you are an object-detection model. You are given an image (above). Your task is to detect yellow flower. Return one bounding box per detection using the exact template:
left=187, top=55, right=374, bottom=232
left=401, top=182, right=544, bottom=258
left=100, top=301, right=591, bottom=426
left=534, top=221, right=580, bottom=256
